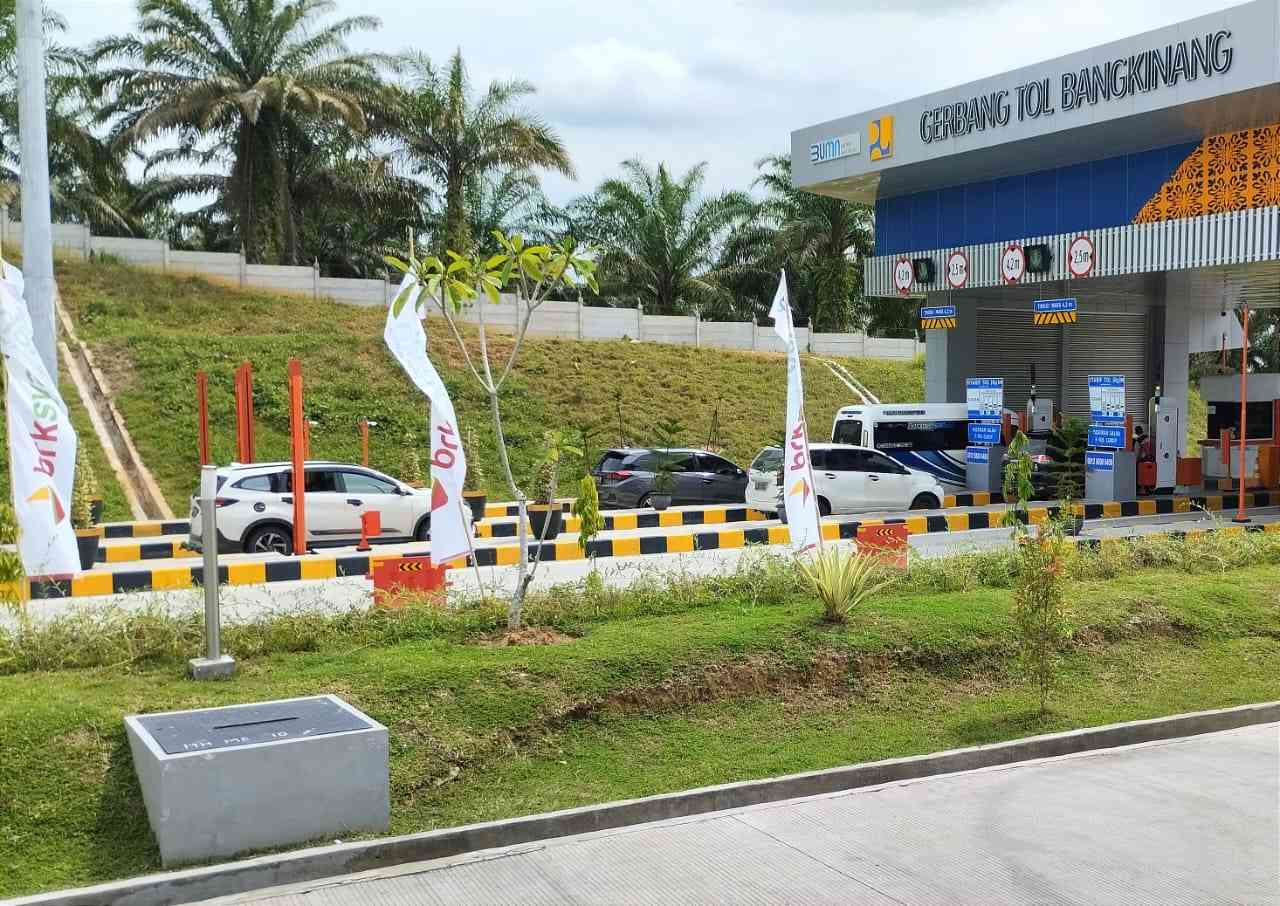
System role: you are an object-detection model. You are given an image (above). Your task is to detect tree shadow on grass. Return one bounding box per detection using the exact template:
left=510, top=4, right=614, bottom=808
left=86, top=735, right=161, bottom=883
left=949, top=706, right=1064, bottom=747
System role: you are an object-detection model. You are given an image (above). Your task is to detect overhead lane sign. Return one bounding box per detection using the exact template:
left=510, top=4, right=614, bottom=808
left=920, top=305, right=956, bottom=330
left=1033, top=297, right=1078, bottom=326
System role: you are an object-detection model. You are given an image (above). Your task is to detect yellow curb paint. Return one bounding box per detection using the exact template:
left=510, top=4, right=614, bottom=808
left=946, top=513, right=969, bottom=532
left=1205, top=495, right=1224, bottom=512
left=71, top=571, right=113, bottom=597
left=301, top=559, right=337, bottom=580
left=973, top=492, right=991, bottom=506
left=563, top=517, right=582, bottom=533
left=555, top=540, right=584, bottom=560
left=820, top=522, right=840, bottom=540
left=173, top=546, right=198, bottom=559
left=105, top=544, right=141, bottom=563
left=227, top=562, right=266, bottom=585
left=133, top=522, right=164, bottom=537
left=151, top=567, right=193, bottom=590
left=484, top=504, right=505, bottom=519
left=1138, top=500, right=1157, bottom=516
left=495, top=545, right=520, bottom=566
left=612, top=536, right=641, bottom=557
left=719, top=530, right=746, bottom=549
left=702, top=509, right=726, bottom=525
left=905, top=516, right=927, bottom=535
left=1266, top=523, right=1280, bottom=533
left=768, top=525, right=790, bottom=544
left=612, top=513, right=638, bottom=531
left=1174, top=497, right=1191, bottom=513
left=476, top=523, right=493, bottom=538
left=659, top=511, right=682, bottom=528
left=746, top=509, right=767, bottom=521
left=943, top=495, right=957, bottom=508
left=1102, top=502, right=1122, bottom=518
left=667, top=533, right=695, bottom=553
left=1029, top=508, right=1050, bottom=525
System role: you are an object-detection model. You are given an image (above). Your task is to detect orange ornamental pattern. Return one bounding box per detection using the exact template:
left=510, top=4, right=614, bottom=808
left=1135, top=125, right=1280, bottom=223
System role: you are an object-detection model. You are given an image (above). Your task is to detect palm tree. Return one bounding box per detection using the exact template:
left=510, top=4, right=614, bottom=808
left=0, top=0, right=136, bottom=233
left=573, top=159, right=753, bottom=315
left=751, top=154, right=875, bottom=333
left=93, top=0, right=388, bottom=263
left=419, top=168, right=546, bottom=260
left=389, top=50, right=572, bottom=256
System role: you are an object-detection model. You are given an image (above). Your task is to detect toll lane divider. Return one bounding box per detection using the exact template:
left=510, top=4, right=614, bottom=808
left=97, top=500, right=577, bottom=539
left=29, top=492, right=1279, bottom=600
left=95, top=506, right=772, bottom=564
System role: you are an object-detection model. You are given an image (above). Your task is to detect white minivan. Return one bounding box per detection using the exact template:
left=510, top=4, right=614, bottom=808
left=746, top=443, right=945, bottom=516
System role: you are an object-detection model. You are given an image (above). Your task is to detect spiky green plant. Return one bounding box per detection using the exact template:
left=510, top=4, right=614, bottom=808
left=796, top=545, right=895, bottom=623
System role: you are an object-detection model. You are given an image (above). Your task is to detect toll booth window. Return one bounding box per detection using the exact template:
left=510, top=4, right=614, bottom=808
left=874, top=420, right=968, bottom=451
left=1206, top=402, right=1273, bottom=442
left=833, top=419, right=862, bottom=445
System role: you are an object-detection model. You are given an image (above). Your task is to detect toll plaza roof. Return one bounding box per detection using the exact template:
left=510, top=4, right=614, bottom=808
left=791, top=0, right=1280, bottom=205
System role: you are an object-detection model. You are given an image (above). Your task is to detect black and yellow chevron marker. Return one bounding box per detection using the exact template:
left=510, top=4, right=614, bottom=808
left=1033, top=309, right=1078, bottom=326
left=31, top=494, right=1277, bottom=599
left=920, top=316, right=957, bottom=329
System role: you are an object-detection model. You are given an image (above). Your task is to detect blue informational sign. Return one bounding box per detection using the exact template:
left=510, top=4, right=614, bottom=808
left=1088, top=424, right=1127, bottom=450
left=1086, top=450, right=1115, bottom=473
left=1034, top=298, right=1078, bottom=314
left=968, top=422, right=1002, bottom=445
left=1088, top=374, right=1126, bottom=424
left=965, top=377, right=1004, bottom=421
left=966, top=445, right=990, bottom=465
left=920, top=305, right=957, bottom=319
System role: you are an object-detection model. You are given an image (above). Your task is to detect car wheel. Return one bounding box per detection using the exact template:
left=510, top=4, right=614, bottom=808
left=414, top=517, right=430, bottom=542
left=817, top=497, right=832, bottom=517
left=911, top=494, right=940, bottom=510
left=244, top=524, right=291, bottom=555
left=637, top=494, right=652, bottom=510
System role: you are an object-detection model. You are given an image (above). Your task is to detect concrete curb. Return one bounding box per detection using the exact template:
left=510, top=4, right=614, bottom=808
left=10, top=701, right=1277, bottom=906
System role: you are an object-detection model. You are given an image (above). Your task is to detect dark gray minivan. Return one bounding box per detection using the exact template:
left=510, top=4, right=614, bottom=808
left=593, top=448, right=748, bottom=509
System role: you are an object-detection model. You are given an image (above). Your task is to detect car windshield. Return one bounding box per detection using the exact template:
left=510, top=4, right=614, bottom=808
left=750, top=448, right=783, bottom=473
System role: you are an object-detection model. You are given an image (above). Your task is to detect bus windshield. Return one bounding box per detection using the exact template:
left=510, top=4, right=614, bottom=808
left=873, top=420, right=967, bottom=452
left=832, top=419, right=862, bottom=445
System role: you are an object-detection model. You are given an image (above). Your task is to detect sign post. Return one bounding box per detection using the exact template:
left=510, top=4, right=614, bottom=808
left=189, top=464, right=235, bottom=680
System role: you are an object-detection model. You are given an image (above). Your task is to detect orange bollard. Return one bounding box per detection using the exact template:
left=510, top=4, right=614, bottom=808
left=195, top=370, right=210, bottom=466
left=234, top=361, right=256, bottom=463
left=287, top=358, right=306, bottom=554
left=357, top=510, right=380, bottom=552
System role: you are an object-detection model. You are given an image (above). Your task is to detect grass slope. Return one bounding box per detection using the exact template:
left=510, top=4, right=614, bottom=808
left=1, top=558, right=1278, bottom=896
left=52, top=257, right=922, bottom=509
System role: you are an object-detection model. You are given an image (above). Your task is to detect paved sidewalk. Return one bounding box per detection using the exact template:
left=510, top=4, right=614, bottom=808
left=209, top=724, right=1279, bottom=905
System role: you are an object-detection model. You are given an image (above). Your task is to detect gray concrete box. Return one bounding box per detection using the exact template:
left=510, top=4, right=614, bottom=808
left=125, top=694, right=388, bottom=867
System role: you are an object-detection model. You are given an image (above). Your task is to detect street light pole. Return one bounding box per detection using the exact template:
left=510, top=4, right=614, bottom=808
left=14, top=0, right=56, bottom=379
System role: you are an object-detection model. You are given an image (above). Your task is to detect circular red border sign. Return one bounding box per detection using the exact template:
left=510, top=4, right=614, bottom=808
left=1068, top=234, right=1096, bottom=278
left=945, top=250, right=969, bottom=289
left=893, top=258, right=913, bottom=296
left=1000, top=244, right=1025, bottom=285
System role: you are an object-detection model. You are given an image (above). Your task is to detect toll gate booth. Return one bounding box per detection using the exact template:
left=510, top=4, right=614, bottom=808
left=791, top=0, right=1280, bottom=497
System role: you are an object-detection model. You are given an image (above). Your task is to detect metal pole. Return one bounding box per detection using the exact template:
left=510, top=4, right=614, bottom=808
left=1234, top=303, right=1250, bottom=524
left=15, top=0, right=56, bottom=379
left=190, top=463, right=234, bottom=678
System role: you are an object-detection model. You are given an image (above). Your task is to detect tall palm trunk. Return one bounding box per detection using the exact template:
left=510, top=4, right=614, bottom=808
left=443, top=168, right=472, bottom=257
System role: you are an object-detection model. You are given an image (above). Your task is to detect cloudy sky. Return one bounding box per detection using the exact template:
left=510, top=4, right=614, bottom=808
left=54, top=0, right=1240, bottom=202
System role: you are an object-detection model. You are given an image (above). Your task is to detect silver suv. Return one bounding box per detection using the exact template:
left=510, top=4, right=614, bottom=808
left=188, top=461, right=435, bottom=554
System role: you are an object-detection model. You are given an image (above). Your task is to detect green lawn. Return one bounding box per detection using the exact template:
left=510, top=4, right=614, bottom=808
left=1, top=560, right=1277, bottom=897
left=51, top=257, right=923, bottom=509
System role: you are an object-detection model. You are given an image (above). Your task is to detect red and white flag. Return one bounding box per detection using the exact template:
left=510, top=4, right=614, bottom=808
left=0, top=262, right=81, bottom=574
left=769, top=271, right=823, bottom=552
left=383, top=274, right=472, bottom=564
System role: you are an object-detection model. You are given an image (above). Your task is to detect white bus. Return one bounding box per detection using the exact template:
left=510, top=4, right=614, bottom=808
left=831, top=404, right=970, bottom=491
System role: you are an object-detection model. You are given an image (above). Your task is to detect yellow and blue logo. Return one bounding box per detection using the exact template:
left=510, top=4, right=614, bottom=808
left=868, top=115, right=894, bottom=161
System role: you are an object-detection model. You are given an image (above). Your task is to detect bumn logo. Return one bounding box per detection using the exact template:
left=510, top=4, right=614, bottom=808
left=868, top=115, right=894, bottom=161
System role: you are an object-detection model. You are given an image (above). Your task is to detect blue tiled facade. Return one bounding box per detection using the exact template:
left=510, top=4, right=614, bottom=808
left=873, top=141, right=1198, bottom=257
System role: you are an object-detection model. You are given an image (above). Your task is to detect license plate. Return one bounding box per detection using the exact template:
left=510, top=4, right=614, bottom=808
left=754, top=480, right=769, bottom=491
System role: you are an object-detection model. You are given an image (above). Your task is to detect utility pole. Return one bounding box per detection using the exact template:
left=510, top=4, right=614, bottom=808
left=15, top=0, right=56, bottom=378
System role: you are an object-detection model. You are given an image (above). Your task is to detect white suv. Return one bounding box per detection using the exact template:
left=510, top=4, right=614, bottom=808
left=748, top=443, right=945, bottom=516
left=188, top=461, right=436, bottom=554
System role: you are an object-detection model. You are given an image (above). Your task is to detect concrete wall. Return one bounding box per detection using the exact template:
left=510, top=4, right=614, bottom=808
left=0, top=214, right=922, bottom=361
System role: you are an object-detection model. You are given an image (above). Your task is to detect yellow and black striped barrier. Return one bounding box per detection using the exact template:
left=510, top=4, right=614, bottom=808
left=921, top=316, right=957, bottom=329
left=1033, top=308, right=1078, bottom=326
left=29, top=492, right=1278, bottom=600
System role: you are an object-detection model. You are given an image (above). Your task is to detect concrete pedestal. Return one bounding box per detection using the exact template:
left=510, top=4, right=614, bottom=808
left=125, top=695, right=388, bottom=867
left=188, top=654, right=236, bottom=680
left=1086, top=450, right=1137, bottom=501
left=967, top=445, right=1006, bottom=494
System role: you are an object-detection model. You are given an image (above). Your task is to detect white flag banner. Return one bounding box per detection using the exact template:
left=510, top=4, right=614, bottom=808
left=0, top=265, right=80, bottom=574
left=769, top=271, right=823, bottom=552
left=383, top=273, right=472, bottom=565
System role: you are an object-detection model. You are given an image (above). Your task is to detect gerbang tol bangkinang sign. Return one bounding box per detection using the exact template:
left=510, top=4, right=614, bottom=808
left=919, top=29, right=1233, bottom=145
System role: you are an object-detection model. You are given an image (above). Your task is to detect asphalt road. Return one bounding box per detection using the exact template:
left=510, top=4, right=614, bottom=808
left=205, top=723, right=1280, bottom=905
